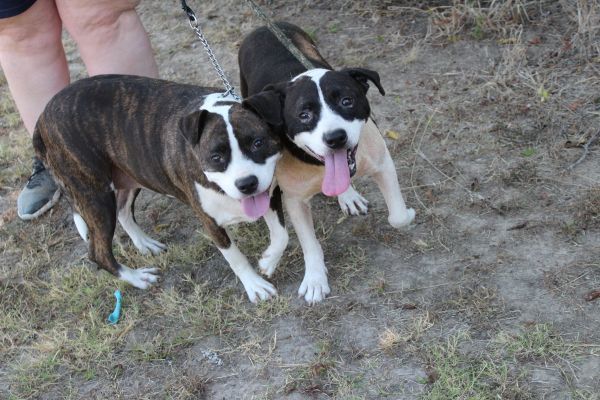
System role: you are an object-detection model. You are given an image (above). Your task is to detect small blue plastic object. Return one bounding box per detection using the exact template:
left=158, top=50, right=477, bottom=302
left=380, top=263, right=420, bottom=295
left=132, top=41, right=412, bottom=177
left=107, top=290, right=122, bottom=325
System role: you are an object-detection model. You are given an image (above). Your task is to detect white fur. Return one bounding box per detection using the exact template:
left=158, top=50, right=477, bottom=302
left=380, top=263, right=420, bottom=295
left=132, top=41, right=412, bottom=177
left=292, top=69, right=365, bottom=158
left=219, top=243, right=277, bottom=303
left=259, top=209, right=289, bottom=277
left=118, top=265, right=159, bottom=289
left=200, top=93, right=280, bottom=200
left=284, top=195, right=330, bottom=304
left=194, top=182, right=258, bottom=226
left=337, top=185, right=369, bottom=215
left=117, top=192, right=166, bottom=255
left=73, top=213, right=88, bottom=242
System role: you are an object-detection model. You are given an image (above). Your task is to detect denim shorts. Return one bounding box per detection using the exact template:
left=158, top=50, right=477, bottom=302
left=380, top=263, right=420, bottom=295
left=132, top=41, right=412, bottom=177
left=0, top=0, right=37, bottom=19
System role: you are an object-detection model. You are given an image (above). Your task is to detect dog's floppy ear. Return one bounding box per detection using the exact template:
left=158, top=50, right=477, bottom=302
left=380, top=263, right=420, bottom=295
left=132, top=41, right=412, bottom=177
left=179, top=109, right=209, bottom=146
left=341, top=68, right=385, bottom=96
left=242, top=88, right=284, bottom=127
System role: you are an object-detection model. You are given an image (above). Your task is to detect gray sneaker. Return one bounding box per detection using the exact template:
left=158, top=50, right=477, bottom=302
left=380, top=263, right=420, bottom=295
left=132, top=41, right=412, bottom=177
left=17, top=158, right=61, bottom=220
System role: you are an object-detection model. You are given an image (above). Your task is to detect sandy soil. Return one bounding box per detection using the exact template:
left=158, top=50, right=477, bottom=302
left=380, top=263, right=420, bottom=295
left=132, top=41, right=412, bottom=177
left=1, top=1, right=599, bottom=399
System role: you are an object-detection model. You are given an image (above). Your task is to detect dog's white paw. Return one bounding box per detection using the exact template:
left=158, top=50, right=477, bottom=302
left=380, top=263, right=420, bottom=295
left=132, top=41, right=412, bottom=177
left=337, top=186, right=369, bottom=216
left=388, top=208, right=416, bottom=229
left=119, top=265, right=160, bottom=289
left=242, top=274, right=277, bottom=303
left=133, top=235, right=167, bottom=256
left=258, top=249, right=283, bottom=278
left=298, top=273, right=331, bottom=304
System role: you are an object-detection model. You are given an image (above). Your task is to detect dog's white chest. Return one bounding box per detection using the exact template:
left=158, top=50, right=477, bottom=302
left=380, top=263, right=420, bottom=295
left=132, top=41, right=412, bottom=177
left=194, top=182, right=254, bottom=226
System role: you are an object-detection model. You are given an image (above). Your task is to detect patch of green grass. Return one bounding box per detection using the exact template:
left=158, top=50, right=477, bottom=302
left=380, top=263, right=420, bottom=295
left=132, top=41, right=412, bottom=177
left=12, top=353, right=62, bottom=399
left=496, top=323, right=573, bottom=362
left=521, top=147, right=536, bottom=157
left=282, top=340, right=338, bottom=396
left=0, top=131, right=31, bottom=187
left=328, top=23, right=340, bottom=34
left=422, top=332, right=532, bottom=400
left=471, top=16, right=486, bottom=40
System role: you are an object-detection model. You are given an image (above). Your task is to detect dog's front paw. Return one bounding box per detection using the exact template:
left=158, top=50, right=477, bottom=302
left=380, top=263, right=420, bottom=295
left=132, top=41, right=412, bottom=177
left=337, top=186, right=369, bottom=216
left=242, top=274, right=277, bottom=303
left=388, top=208, right=416, bottom=229
left=133, top=236, right=167, bottom=256
left=258, top=249, right=283, bottom=277
left=298, top=273, right=331, bottom=304
left=119, top=265, right=160, bottom=289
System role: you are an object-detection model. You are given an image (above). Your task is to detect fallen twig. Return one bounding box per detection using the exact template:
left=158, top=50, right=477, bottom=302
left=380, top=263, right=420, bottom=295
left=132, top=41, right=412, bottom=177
left=567, top=128, right=600, bottom=171
left=507, top=221, right=528, bottom=230
left=416, top=150, right=505, bottom=215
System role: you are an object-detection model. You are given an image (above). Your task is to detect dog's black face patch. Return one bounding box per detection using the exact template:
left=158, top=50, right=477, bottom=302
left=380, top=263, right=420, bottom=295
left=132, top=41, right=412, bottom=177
left=319, top=70, right=371, bottom=122
left=277, top=68, right=381, bottom=160
left=281, top=77, right=322, bottom=139
left=196, top=115, right=231, bottom=173
left=190, top=94, right=282, bottom=200
left=229, top=103, right=282, bottom=164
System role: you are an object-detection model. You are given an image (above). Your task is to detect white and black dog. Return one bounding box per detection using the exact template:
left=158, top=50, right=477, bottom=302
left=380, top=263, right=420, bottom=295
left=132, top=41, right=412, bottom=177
left=33, top=75, right=287, bottom=302
left=240, top=22, right=415, bottom=303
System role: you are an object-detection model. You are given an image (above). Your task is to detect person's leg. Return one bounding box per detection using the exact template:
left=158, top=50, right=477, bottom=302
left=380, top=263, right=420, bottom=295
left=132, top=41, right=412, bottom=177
left=0, top=0, right=69, bottom=135
left=0, top=0, right=67, bottom=219
left=56, top=0, right=158, bottom=78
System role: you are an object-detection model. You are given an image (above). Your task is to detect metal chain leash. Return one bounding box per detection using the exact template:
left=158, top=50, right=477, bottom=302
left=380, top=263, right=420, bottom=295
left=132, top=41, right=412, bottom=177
left=180, top=0, right=240, bottom=100
left=180, top=0, right=316, bottom=99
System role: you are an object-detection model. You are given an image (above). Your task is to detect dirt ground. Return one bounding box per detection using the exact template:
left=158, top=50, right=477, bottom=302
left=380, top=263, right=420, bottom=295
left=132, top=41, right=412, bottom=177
left=1, top=0, right=599, bottom=399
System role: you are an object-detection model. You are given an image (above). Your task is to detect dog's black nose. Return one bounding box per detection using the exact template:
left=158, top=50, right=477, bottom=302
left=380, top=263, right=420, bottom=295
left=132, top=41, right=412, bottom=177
left=323, top=129, right=348, bottom=149
left=235, top=175, right=259, bottom=194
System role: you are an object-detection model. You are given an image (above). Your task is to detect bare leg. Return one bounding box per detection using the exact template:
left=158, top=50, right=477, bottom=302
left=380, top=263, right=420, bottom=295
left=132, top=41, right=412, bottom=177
left=56, top=0, right=158, bottom=78
left=284, top=194, right=330, bottom=304
left=0, top=0, right=69, bottom=135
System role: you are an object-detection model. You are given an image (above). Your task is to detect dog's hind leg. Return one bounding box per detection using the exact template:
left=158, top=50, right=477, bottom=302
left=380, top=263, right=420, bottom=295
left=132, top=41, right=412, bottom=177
left=75, top=190, right=159, bottom=289
left=116, top=189, right=166, bottom=255
left=259, top=186, right=288, bottom=277
left=362, top=119, right=415, bottom=228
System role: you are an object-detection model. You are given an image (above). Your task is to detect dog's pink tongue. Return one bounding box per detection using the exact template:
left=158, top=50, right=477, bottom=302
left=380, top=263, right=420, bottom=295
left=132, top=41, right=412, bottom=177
left=322, top=149, right=351, bottom=196
left=241, top=191, right=270, bottom=219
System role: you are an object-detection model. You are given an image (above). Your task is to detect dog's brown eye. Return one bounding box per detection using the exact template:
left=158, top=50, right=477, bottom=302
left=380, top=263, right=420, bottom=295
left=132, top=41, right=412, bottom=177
left=252, top=138, right=264, bottom=150
left=340, top=97, right=354, bottom=107
left=299, top=111, right=312, bottom=123
left=211, top=153, right=223, bottom=163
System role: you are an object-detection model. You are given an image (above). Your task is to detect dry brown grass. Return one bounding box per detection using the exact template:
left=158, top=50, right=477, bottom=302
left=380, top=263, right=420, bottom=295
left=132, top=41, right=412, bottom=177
left=426, top=0, right=542, bottom=41
left=573, top=186, right=600, bottom=230
left=560, top=0, right=600, bottom=59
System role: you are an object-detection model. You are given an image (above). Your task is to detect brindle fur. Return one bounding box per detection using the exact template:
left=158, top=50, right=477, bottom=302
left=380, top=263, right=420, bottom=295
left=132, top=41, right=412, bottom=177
left=33, top=75, right=262, bottom=277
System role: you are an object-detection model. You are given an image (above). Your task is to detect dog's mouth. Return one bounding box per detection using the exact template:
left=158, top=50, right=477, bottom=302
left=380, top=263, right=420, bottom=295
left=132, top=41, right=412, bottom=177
left=240, top=190, right=270, bottom=220
left=306, top=145, right=358, bottom=197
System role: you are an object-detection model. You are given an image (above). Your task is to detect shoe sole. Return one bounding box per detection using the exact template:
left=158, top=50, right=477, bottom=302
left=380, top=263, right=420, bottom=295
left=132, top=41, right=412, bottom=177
left=18, top=189, right=61, bottom=221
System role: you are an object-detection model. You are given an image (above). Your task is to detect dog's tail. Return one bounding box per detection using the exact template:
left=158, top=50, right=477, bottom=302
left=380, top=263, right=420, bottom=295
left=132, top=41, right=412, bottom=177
left=32, top=122, right=47, bottom=164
